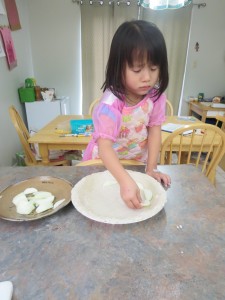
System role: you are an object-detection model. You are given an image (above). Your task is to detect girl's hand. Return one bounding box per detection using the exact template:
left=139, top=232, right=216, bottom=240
left=120, top=179, right=142, bottom=209
left=146, top=169, right=171, bottom=187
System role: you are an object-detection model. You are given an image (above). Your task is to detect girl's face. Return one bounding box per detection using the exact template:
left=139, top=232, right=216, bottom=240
left=124, top=57, right=159, bottom=102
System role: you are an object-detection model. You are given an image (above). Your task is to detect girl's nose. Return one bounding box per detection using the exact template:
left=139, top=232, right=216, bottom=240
left=142, top=69, right=150, bottom=82
left=142, top=72, right=150, bottom=82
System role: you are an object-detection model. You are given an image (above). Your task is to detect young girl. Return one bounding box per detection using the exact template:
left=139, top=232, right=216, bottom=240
left=83, top=20, right=171, bottom=209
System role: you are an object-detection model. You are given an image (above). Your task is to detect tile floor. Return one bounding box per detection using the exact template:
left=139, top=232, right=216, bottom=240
left=216, top=166, right=225, bottom=193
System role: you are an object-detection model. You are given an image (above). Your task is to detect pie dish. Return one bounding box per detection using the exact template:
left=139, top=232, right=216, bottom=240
left=72, top=170, right=167, bottom=224
left=0, top=176, right=72, bottom=221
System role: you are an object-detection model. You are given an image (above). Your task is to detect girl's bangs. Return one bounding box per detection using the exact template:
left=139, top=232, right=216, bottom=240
left=128, top=49, right=146, bottom=66
left=126, top=43, right=159, bottom=67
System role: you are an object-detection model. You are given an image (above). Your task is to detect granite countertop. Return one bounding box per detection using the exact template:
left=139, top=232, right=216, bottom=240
left=0, top=165, right=224, bottom=300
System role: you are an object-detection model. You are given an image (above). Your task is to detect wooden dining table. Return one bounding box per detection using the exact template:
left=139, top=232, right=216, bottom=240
left=28, top=115, right=91, bottom=164
left=0, top=164, right=224, bottom=299
left=28, top=115, right=203, bottom=164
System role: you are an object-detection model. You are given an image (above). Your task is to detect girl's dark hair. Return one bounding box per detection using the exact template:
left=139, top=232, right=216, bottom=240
left=102, top=20, right=169, bottom=100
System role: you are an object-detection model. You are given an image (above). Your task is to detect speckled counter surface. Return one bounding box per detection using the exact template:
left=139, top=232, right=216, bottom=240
left=0, top=165, right=224, bottom=300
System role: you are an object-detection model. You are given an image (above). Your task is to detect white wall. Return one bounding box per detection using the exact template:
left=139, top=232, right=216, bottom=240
left=180, top=0, right=225, bottom=115
left=0, top=0, right=33, bottom=166
left=27, top=0, right=82, bottom=115
left=0, top=0, right=81, bottom=166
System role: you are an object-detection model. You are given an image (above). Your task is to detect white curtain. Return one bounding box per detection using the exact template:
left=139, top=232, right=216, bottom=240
left=81, top=2, right=192, bottom=114
left=81, top=2, right=139, bottom=113
left=141, top=5, right=192, bottom=113
left=141, top=0, right=192, bottom=10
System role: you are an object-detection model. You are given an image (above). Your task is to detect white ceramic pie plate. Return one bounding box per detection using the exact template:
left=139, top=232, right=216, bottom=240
left=72, top=170, right=167, bottom=224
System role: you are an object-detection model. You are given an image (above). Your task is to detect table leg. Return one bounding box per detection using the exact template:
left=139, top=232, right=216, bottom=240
left=201, top=112, right=207, bottom=123
left=188, top=103, right=193, bottom=116
left=38, top=144, right=50, bottom=164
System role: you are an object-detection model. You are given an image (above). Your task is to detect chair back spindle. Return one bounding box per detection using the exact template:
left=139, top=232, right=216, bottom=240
left=160, top=123, right=225, bottom=184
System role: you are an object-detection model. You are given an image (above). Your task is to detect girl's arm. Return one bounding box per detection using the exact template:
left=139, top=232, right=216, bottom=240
left=146, top=125, right=171, bottom=187
left=98, top=138, right=142, bottom=209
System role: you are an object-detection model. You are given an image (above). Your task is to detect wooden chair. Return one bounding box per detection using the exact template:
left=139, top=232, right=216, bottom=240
left=160, top=123, right=225, bottom=184
left=76, top=159, right=144, bottom=166
left=215, top=115, right=225, bottom=131
left=216, top=115, right=225, bottom=171
left=166, top=99, right=174, bottom=116
left=9, top=105, right=70, bottom=166
left=88, top=98, right=100, bottom=115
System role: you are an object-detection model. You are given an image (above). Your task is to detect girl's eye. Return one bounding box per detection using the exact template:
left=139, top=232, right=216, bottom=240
left=133, top=69, right=141, bottom=73
left=130, top=64, right=143, bottom=73
left=150, top=66, right=158, bottom=71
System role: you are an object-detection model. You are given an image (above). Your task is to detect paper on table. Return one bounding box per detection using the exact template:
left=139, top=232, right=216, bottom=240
left=161, top=123, right=193, bottom=135
left=176, top=116, right=196, bottom=122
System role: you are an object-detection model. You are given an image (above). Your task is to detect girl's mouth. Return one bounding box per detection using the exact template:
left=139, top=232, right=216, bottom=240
left=140, top=86, right=150, bottom=91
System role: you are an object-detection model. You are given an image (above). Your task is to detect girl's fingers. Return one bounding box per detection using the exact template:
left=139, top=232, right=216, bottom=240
left=147, top=171, right=171, bottom=187
left=160, top=174, right=171, bottom=187
left=129, top=199, right=141, bottom=209
left=125, top=197, right=142, bottom=209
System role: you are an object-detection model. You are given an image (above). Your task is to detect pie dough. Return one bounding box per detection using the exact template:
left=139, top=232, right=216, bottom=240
left=72, top=170, right=167, bottom=224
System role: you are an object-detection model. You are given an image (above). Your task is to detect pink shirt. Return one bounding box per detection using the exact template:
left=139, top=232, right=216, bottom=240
left=83, top=89, right=166, bottom=162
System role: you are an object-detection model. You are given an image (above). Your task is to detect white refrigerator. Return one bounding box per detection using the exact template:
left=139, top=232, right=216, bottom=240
left=25, top=97, right=70, bottom=132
